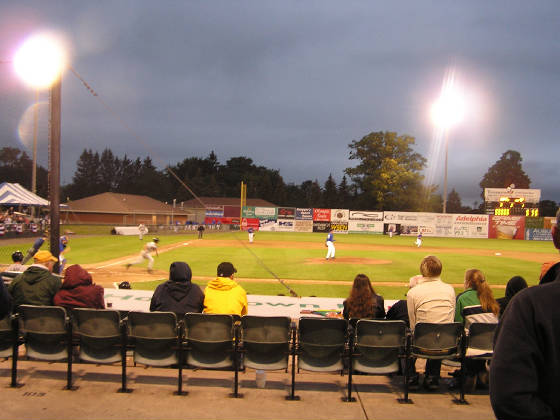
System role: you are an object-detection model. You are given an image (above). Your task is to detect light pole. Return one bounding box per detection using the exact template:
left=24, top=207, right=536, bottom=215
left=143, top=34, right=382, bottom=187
left=14, top=33, right=67, bottom=266
left=431, top=71, right=464, bottom=213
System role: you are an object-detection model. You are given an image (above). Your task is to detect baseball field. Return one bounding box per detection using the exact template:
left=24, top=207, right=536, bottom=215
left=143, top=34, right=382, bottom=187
left=1, top=230, right=557, bottom=299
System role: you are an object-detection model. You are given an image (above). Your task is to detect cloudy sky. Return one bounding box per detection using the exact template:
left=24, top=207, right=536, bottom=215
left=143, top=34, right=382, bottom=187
left=1, top=1, right=559, bottom=206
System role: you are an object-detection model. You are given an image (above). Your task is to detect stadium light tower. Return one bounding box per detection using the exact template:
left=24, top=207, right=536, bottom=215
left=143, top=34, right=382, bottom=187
left=14, top=33, right=67, bottom=265
left=431, top=70, right=465, bottom=213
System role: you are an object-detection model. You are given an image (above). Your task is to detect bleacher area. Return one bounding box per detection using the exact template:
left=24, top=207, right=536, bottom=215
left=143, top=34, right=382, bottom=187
left=0, top=306, right=495, bottom=419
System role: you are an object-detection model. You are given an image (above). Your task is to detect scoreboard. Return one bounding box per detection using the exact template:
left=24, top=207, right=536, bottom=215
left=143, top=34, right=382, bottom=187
left=484, top=188, right=540, bottom=217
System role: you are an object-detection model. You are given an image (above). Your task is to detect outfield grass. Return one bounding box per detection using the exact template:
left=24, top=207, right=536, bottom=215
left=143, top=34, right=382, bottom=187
left=2, top=231, right=555, bottom=299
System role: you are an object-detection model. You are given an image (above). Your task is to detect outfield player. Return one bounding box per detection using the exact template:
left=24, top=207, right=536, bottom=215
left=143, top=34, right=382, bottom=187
left=325, top=229, right=335, bottom=260
left=248, top=227, right=254, bottom=243
left=127, top=237, right=159, bottom=273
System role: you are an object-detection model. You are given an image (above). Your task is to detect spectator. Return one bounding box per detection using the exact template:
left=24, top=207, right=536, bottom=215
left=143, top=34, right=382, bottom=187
left=150, top=261, right=204, bottom=316
left=490, top=210, right=560, bottom=419
left=454, top=269, right=499, bottom=391
left=53, top=264, right=105, bottom=310
left=342, top=274, right=385, bottom=320
left=203, top=262, right=248, bottom=316
left=496, top=276, right=527, bottom=317
left=8, top=250, right=61, bottom=310
left=386, top=275, right=422, bottom=327
left=6, top=250, right=25, bottom=272
left=406, top=255, right=455, bottom=390
left=0, top=277, right=13, bottom=318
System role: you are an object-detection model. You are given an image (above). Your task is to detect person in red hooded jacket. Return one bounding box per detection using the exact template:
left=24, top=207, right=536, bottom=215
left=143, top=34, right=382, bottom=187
left=53, top=264, right=105, bottom=309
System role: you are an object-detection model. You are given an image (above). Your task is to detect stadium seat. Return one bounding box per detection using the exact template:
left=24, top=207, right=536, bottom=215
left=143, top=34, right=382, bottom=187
left=411, top=322, right=464, bottom=402
left=0, top=313, right=20, bottom=387
left=18, top=305, right=74, bottom=389
left=73, top=308, right=130, bottom=393
left=457, top=322, right=497, bottom=403
left=241, top=315, right=292, bottom=394
left=289, top=317, right=350, bottom=401
left=184, top=313, right=241, bottom=398
left=351, top=320, right=411, bottom=403
left=127, top=311, right=185, bottom=395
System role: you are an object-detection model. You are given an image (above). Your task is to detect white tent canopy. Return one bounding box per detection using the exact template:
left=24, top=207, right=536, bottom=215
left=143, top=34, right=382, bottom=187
left=0, top=182, right=49, bottom=206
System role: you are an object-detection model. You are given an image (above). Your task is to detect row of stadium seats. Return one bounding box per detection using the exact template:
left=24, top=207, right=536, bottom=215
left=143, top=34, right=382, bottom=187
left=0, top=306, right=495, bottom=404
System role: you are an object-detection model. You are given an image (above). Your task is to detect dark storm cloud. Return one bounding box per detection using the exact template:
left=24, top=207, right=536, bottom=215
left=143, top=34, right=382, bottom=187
left=1, top=0, right=559, bottom=204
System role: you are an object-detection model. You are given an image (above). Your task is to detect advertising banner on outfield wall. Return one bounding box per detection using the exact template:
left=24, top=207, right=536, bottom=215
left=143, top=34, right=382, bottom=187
left=313, top=208, right=330, bottom=221
left=489, top=215, right=525, bottom=240
left=276, top=218, right=295, bottom=231
left=296, top=208, right=313, bottom=220
left=241, top=218, right=260, bottom=230
left=525, top=228, right=552, bottom=241
left=384, top=212, right=488, bottom=238
left=330, top=209, right=349, bottom=223
left=313, top=221, right=331, bottom=232
left=223, top=205, right=240, bottom=217
left=348, top=220, right=384, bottom=233
left=451, top=214, right=489, bottom=238
left=205, top=206, right=224, bottom=217
left=349, top=211, right=384, bottom=221
left=258, top=219, right=278, bottom=231
left=277, top=207, right=296, bottom=219
left=255, top=207, right=277, bottom=220
left=242, top=206, right=255, bottom=218
left=330, top=222, right=348, bottom=233
left=294, top=220, right=313, bottom=232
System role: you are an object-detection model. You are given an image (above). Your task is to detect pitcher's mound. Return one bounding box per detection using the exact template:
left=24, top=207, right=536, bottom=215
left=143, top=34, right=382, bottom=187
left=305, top=257, right=392, bottom=265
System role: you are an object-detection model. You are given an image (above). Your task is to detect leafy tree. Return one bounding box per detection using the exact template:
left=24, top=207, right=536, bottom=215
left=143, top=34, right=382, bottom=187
left=0, top=147, right=48, bottom=197
left=345, top=131, right=427, bottom=211
left=479, top=150, right=531, bottom=199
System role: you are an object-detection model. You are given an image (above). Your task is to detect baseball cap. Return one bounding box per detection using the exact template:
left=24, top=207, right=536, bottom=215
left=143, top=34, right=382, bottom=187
left=217, top=262, right=237, bottom=277
left=34, top=250, right=57, bottom=264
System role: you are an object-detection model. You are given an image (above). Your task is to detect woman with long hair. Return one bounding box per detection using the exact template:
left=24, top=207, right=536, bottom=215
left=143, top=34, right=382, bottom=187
left=454, top=268, right=499, bottom=391
left=456, top=269, right=499, bottom=327
left=342, top=274, right=385, bottom=320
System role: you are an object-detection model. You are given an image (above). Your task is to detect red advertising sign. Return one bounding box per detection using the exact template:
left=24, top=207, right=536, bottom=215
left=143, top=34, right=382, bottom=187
left=488, top=215, right=525, bottom=240
left=313, top=208, right=331, bottom=221
left=241, top=218, right=260, bottom=230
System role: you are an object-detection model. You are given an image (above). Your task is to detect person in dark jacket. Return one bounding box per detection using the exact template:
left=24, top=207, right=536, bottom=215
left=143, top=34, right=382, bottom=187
left=490, top=210, right=560, bottom=419
left=496, top=276, right=528, bottom=317
left=0, top=277, right=13, bottom=318
left=342, top=274, right=385, bottom=320
left=53, top=264, right=105, bottom=309
left=8, top=250, right=61, bottom=310
left=150, top=261, right=204, bottom=315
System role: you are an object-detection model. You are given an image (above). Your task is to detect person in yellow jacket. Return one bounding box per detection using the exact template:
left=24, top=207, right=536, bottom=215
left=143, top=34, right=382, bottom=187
left=203, top=262, right=248, bottom=316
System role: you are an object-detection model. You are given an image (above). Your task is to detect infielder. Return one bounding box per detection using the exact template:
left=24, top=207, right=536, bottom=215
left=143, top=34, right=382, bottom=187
left=248, top=227, right=254, bottom=243
left=415, top=232, right=423, bottom=247
left=325, top=229, right=335, bottom=260
left=138, top=223, right=148, bottom=240
left=127, top=237, right=159, bottom=273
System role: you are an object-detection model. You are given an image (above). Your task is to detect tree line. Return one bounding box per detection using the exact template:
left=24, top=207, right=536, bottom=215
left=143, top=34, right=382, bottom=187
left=1, top=131, right=556, bottom=215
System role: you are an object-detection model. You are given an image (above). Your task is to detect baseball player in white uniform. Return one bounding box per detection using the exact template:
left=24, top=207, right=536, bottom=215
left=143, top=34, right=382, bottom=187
left=127, top=237, right=159, bottom=273
left=325, top=229, right=335, bottom=260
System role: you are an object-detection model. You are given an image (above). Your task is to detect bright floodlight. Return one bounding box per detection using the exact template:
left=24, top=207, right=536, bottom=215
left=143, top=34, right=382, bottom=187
left=430, top=73, right=465, bottom=129
left=13, top=33, right=66, bottom=89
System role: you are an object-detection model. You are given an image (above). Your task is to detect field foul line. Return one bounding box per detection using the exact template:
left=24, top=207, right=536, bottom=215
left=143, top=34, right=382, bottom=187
left=95, top=241, right=190, bottom=269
